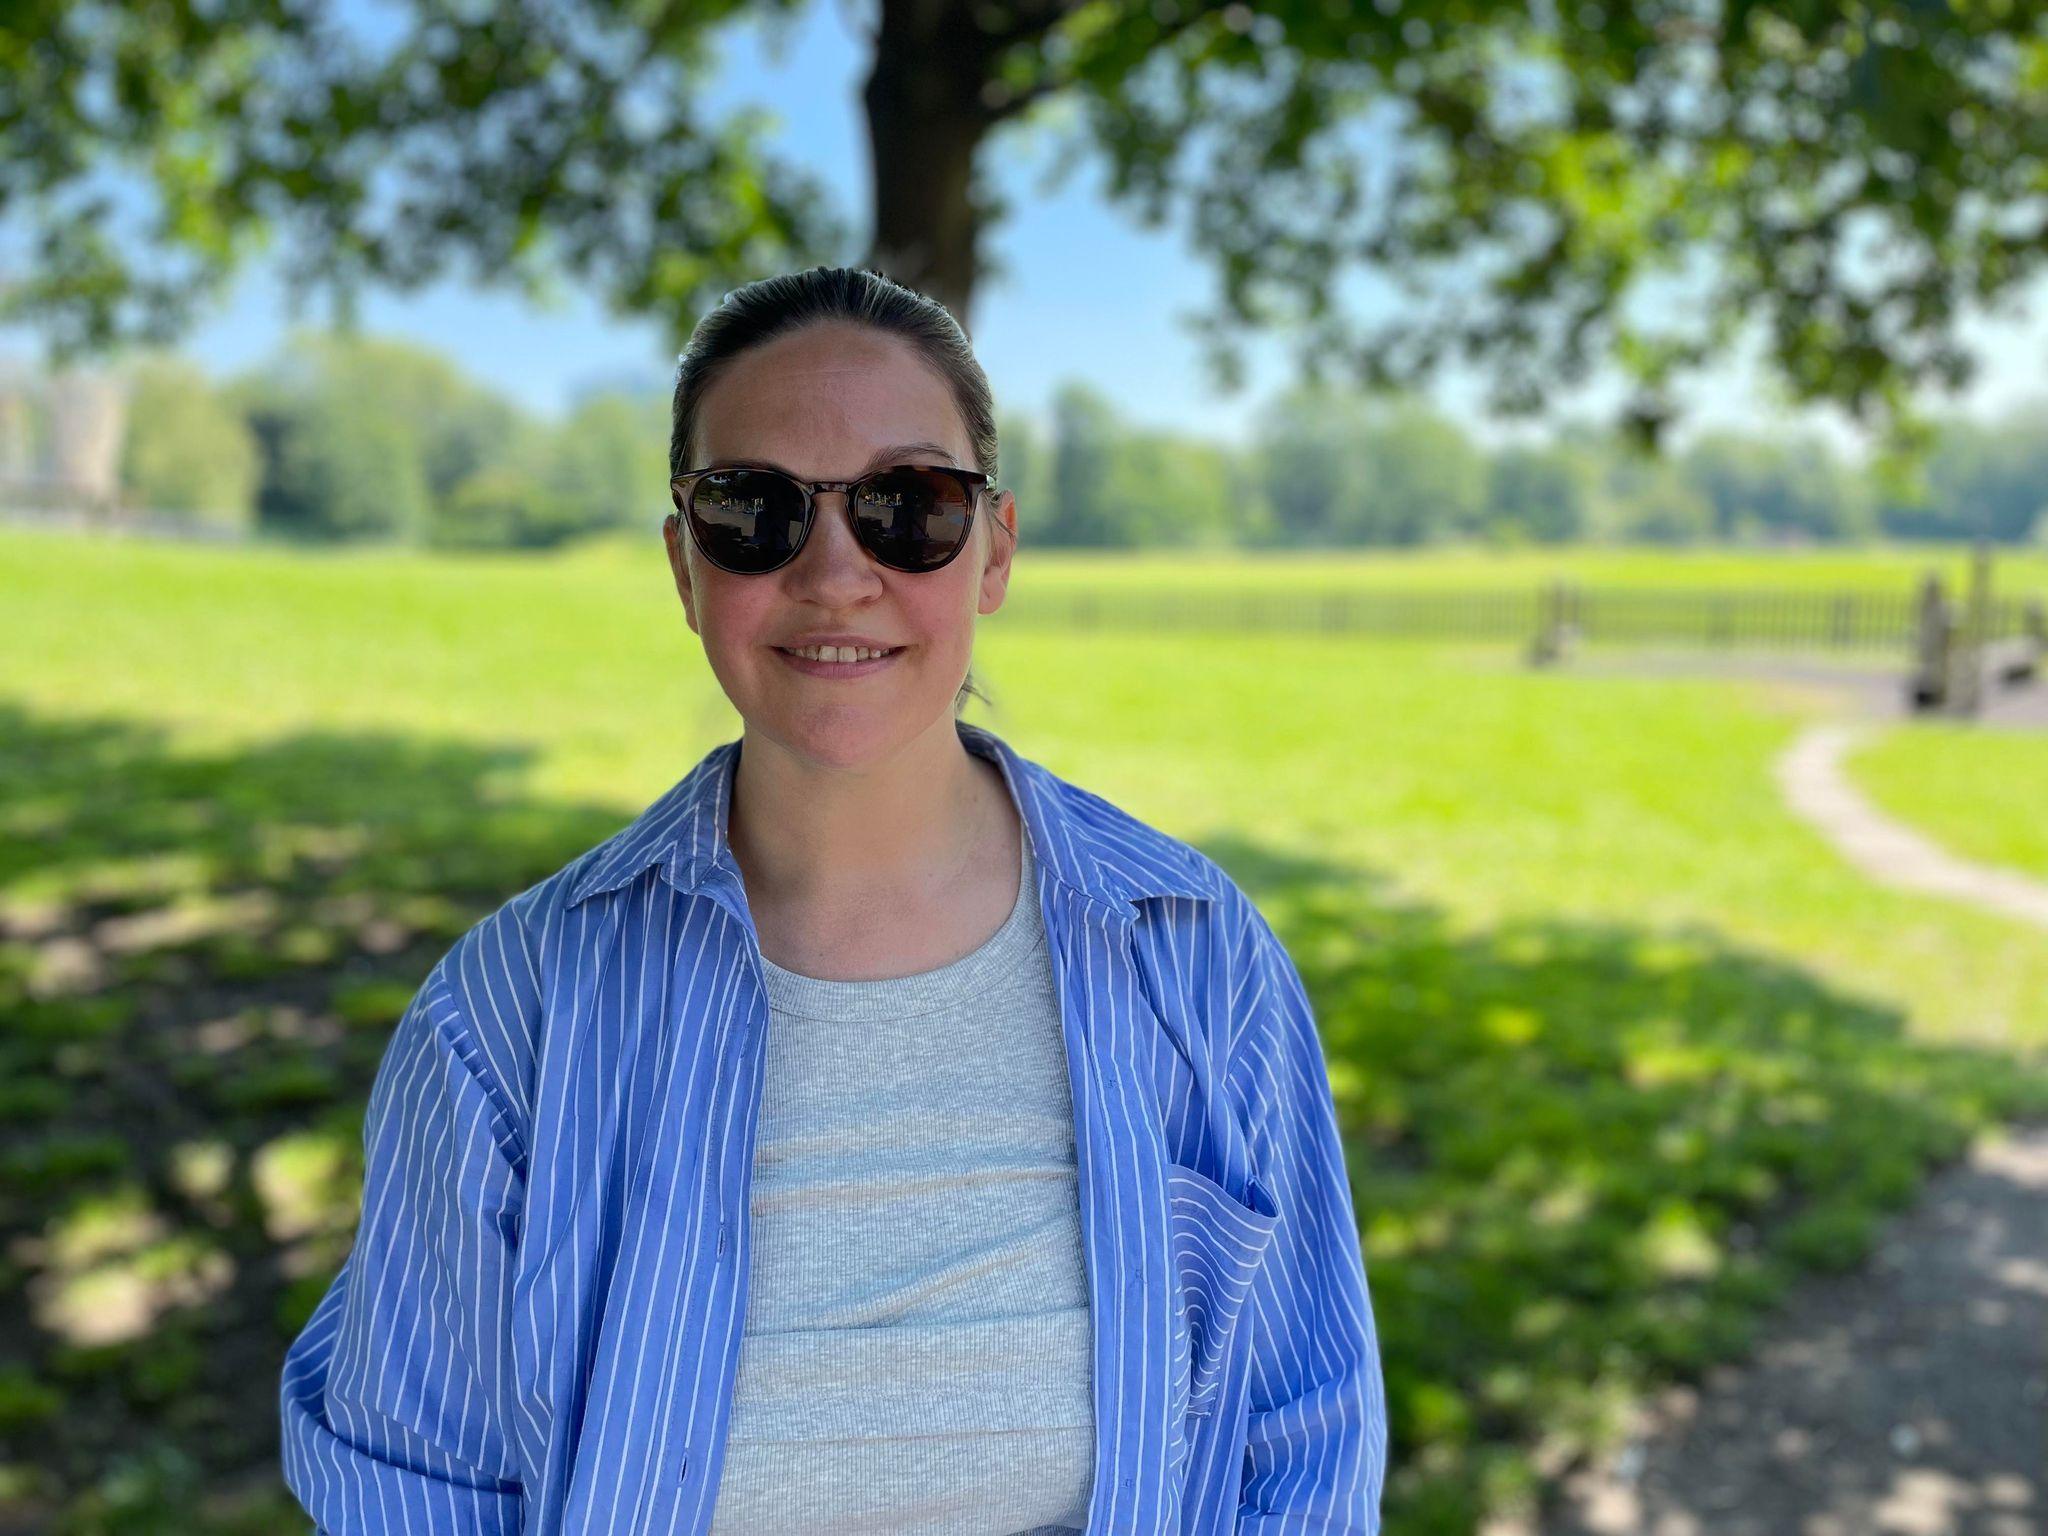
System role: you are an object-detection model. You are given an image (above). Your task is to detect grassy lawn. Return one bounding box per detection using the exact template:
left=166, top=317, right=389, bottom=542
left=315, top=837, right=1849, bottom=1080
left=1846, top=721, right=2048, bottom=883
left=564, top=527, right=2048, bottom=597
left=4, top=525, right=2047, bottom=1534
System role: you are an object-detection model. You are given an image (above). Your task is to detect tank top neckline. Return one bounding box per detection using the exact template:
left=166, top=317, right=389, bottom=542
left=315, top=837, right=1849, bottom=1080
left=757, top=812, right=1036, bottom=1020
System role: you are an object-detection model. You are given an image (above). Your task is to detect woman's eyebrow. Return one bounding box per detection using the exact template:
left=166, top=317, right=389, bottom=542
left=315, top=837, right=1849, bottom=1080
left=721, top=442, right=960, bottom=475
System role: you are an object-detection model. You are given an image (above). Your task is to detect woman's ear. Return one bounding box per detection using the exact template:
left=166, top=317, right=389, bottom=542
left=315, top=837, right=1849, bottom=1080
left=977, top=489, right=1016, bottom=617
left=663, top=514, right=702, bottom=637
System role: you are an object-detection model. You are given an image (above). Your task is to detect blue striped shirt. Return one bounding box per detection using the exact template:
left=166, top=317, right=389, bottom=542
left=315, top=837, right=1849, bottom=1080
left=279, top=720, right=1388, bottom=1534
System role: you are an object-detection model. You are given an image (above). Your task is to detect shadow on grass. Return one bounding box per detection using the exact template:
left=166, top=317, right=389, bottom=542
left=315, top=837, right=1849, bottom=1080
left=0, top=703, right=628, bottom=1534
left=1207, top=832, right=2048, bottom=1535
left=2, top=703, right=2044, bottom=1536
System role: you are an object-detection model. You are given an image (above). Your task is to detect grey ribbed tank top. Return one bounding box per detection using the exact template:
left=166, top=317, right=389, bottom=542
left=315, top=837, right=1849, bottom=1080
left=706, top=814, right=1094, bottom=1535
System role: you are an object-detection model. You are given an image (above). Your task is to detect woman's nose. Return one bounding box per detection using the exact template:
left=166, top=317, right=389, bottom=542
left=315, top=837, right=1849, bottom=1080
left=787, top=490, right=882, bottom=589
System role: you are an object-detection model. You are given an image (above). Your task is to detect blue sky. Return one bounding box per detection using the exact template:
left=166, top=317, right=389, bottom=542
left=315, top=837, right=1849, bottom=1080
left=7, top=0, right=2045, bottom=461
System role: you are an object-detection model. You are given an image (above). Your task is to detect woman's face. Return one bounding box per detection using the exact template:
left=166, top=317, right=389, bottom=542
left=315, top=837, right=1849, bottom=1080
left=663, top=322, right=1016, bottom=769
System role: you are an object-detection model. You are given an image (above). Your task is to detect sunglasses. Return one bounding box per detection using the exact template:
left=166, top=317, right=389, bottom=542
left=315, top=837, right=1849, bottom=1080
left=669, top=461, right=993, bottom=576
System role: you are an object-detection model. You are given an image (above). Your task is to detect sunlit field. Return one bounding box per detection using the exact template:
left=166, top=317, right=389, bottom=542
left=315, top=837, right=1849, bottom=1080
left=5, top=523, right=2047, bottom=1534
left=565, top=526, right=2048, bottom=596
left=1849, top=723, right=2048, bottom=882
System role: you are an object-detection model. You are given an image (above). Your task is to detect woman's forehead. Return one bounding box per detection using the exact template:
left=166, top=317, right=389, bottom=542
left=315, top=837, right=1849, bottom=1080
left=699, top=334, right=968, bottom=459
left=713, top=327, right=943, bottom=402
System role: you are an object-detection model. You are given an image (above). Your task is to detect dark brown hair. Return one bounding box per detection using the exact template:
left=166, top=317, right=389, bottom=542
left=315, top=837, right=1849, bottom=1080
left=670, top=265, right=1013, bottom=718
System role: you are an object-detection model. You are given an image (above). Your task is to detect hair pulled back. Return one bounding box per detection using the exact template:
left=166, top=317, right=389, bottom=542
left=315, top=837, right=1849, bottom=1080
left=670, top=266, right=1011, bottom=718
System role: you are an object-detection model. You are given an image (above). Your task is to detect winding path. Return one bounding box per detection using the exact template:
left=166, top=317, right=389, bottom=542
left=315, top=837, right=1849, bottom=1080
left=1773, top=719, right=2048, bottom=931
left=1515, top=665, right=2048, bottom=1536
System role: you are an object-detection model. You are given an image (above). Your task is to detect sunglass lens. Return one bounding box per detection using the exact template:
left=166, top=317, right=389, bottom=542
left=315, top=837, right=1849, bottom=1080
left=689, top=470, right=808, bottom=573
left=854, top=466, right=972, bottom=572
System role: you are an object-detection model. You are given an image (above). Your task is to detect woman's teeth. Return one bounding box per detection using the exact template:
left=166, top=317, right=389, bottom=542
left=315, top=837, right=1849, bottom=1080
left=783, top=644, right=898, bottom=663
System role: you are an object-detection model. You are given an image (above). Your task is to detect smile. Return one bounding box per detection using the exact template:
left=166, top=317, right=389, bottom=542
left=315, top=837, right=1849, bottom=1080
left=773, top=645, right=904, bottom=677
left=779, top=644, right=899, bottom=662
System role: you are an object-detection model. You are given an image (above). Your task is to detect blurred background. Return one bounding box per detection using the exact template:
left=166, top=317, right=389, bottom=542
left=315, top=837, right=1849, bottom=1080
left=2, top=1, right=2047, bottom=1533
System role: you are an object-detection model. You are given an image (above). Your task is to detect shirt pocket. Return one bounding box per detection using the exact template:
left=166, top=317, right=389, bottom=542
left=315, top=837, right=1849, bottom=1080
left=1165, top=1159, right=1281, bottom=1419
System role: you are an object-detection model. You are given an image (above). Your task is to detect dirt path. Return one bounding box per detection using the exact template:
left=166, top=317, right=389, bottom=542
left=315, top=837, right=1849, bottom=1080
left=1568, top=650, right=2048, bottom=927
left=1512, top=654, right=2048, bottom=1536
left=1775, top=719, right=2048, bottom=931
left=1538, top=1121, right=2048, bottom=1536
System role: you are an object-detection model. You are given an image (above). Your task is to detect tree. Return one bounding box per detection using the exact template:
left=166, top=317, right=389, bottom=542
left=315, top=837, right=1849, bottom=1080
left=422, top=389, right=526, bottom=510
left=1100, top=425, right=1240, bottom=549
left=1346, top=402, right=1487, bottom=546
left=433, top=464, right=573, bottom=551
left=1046, top=381, right=1123, bottom=546
left=1680, top=430, right=1872, bottom=543
left=1252, top=384, right=1361, bottom=547
left=117, top=355, right=260, bottom=529
left=232, top=332, right=518, bottom=542
left=1595, top=440, right=1714, bottom=544
left=1486, top=443, right=1593, bottom=545
left=7, top=1, right=2045, bottom=452
left=1252, top=386, right=1485, bottom=546
left=993, top=406, right=1048, bottom=540
left=542, top=390, right=672, bottom=537
left=1875, top=407, right=2048, bottom=544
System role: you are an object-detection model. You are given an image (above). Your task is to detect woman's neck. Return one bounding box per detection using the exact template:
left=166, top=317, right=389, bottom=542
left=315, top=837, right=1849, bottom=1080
left=725, top=718, right=1013, bottom=914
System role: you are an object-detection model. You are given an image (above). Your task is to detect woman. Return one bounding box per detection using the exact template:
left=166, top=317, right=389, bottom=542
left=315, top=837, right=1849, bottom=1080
left=280, top=266, right=1387, bottom=1536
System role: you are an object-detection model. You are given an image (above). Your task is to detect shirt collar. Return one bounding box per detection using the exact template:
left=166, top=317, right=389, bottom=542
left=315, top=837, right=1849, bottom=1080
left=563, top=720, right=1219, bottom=917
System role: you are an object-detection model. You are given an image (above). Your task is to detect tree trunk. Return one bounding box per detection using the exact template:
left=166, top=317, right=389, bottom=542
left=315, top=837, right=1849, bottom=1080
left=862, top=0, right=999, bottom=332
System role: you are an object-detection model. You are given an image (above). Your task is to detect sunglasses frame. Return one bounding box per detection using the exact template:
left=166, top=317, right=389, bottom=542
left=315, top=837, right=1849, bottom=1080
left=669, top=461, right=993, bottom=576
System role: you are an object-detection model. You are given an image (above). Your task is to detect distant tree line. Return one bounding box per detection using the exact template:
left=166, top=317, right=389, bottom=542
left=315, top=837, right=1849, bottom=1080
left=1011, top=382, right=2048, bottom=550
left=85, top=334, right=670, bottom=549
left=19, top=333, right=2048, bottom=550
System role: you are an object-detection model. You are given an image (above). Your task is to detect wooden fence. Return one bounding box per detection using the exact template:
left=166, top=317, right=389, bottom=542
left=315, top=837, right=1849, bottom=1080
left=1001, top=587, right=1548, bottom=638
left=999, top=581, right=2040, bottom=652
left=995, top=555, right=2046, bottom=714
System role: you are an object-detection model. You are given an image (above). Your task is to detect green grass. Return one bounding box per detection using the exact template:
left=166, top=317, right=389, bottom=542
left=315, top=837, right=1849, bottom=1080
left=977, top=633, right=2048, bottom=1054
left=5, top=523, right=2048, bottom=1535
left=1846, top=722, right=2048, bottom=882
left=562, top=527, right=2048, bottom=597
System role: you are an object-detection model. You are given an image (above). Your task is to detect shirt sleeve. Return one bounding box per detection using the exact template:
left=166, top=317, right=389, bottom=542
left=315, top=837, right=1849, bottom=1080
left=1229, top=898, right=1389, bottom=1532
left=278, top=961, right=528, bottom=1535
